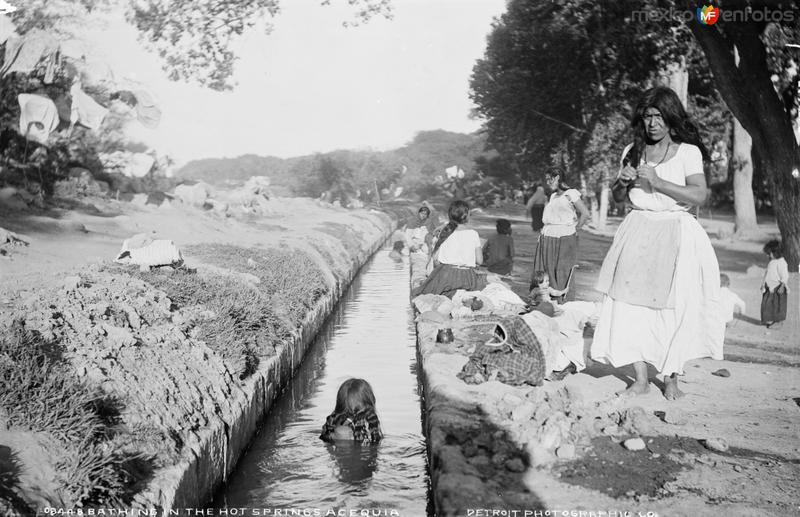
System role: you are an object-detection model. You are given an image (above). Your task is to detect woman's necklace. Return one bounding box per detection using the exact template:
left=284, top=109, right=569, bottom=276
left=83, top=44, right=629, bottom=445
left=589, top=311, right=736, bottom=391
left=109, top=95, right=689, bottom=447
left=644, top=142, right=671, bottom=166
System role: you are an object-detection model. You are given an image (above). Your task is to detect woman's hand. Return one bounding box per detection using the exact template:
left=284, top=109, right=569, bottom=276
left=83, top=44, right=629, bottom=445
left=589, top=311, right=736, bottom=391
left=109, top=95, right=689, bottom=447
left=619, top=165, right=637, bottom=183
left=635, top=164, right=660, bottom=192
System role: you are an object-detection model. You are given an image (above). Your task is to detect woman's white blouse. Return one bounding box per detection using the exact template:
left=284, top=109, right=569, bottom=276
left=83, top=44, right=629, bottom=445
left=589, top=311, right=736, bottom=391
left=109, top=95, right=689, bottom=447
left=436, top=229, right=481, bottom=267
left=621, top=142, right=704, bottom=212
left=541, top=189, right=581, bottom=238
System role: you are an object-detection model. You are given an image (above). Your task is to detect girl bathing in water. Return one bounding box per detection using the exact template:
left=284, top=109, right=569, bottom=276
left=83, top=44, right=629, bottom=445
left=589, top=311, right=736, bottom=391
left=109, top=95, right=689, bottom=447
left=320, top=378, right=383, bottom=445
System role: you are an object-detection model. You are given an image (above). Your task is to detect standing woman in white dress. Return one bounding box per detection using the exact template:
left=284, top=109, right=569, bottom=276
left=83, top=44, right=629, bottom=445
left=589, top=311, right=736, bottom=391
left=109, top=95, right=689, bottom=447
left=591, top=86, right=725, bottom=400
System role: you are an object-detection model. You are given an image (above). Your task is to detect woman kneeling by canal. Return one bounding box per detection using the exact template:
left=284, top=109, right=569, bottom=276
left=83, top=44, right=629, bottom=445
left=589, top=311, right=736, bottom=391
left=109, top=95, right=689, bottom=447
left=413, top=199, right=487, bottom=298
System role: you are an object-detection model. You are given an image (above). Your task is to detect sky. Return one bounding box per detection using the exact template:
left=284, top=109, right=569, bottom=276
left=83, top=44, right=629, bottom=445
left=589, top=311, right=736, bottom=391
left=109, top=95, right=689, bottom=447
left=85, top=0, right=508, bottom=165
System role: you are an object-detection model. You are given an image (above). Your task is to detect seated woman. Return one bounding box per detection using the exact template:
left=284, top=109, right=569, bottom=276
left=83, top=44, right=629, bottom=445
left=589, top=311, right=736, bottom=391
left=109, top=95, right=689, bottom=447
left=482, top=218, right=515, bottom=276
left=412, top=199, right=487, bottom=299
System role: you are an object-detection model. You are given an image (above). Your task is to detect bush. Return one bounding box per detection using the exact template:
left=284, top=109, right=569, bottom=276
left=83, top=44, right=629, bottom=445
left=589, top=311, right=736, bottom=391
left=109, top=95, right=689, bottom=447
left=120, top=245, right=328, bottom=380
left=0, top=322, right=153, bottom=508
left=184, top=244, right=329, bottom=326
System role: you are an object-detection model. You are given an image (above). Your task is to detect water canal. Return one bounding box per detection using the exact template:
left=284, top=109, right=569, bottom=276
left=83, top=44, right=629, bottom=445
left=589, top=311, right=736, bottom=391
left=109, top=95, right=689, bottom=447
left=213, top=249, right=431, bottom=515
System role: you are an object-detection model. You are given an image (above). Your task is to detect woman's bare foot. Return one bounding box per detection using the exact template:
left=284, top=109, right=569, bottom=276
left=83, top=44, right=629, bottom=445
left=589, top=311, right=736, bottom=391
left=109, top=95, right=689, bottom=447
left=663, top=374, right=685, bottom=400
left=617, top=380, right=650, bottom=397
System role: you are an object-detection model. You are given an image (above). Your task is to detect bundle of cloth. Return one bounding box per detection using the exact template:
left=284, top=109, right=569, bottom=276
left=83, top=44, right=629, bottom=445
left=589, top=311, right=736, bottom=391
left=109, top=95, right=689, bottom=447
left=458, top=315, right=547, bottom=386
left=115, top=233, right=184, bottom=271
left=521, top=300, right=601, bottom=378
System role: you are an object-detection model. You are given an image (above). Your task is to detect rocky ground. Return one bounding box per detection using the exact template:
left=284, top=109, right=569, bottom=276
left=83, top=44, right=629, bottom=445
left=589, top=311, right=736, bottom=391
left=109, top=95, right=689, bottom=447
left=414, top=204, right=799, bottom=517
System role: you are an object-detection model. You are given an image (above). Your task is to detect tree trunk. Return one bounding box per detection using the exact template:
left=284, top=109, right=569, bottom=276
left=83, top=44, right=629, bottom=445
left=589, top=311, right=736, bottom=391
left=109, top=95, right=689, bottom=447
left=689, top=18, right=800, bottom=270
left=598, top=180, right=609, bottom=230
left=659, top=56, right=688, bottom=107
left=731, top=117, right=759, bottom=237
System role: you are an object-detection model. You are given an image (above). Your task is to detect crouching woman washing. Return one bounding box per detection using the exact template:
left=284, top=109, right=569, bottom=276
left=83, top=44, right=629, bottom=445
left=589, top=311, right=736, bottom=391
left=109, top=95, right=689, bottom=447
left=591, top=86, right=725, bottom=400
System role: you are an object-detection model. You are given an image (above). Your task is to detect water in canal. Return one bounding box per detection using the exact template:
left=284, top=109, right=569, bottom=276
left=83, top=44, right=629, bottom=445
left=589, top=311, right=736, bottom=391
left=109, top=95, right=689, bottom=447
left=213, top=249, right=431, bottom=515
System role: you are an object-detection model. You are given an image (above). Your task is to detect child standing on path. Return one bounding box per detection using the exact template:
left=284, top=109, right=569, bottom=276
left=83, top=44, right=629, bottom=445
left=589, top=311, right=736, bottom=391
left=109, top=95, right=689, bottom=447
left=483, top=218, right=515, bottom=275
left=320, top=378, right=383, bottom=445
left=761, top=240, right=789, bottom=329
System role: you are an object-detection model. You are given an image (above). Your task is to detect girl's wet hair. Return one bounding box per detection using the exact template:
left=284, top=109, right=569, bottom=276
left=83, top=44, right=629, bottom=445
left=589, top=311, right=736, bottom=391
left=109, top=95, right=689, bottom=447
left=334, top=378, right=377, bottom=415
left=719, top=273, right=731, bottom=288
left=496, top=218, right=512, bottom=235
left=763, top=239, right=783, bottom=258
left=433, top=199, right=470, bottom=254
left=628, top=86, right=708, bottom=168
left=392, top=240, right=405, bottom=252
left=418, top=206, right=430, bottom=216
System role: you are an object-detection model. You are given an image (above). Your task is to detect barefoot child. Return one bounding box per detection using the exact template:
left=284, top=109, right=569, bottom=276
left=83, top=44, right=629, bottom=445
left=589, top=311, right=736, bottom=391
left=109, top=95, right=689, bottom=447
left=528, top=270, right=565, bottom=317
left=760, top=240, right=789, bottom=329
left=719, top=273, right=746, bottom=324
left=320, top=378, right=383, bottom=445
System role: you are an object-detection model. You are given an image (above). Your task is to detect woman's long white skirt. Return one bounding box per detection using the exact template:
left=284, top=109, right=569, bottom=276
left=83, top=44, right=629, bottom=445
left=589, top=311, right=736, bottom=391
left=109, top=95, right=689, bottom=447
left=591, top=210, right=725, bottom=376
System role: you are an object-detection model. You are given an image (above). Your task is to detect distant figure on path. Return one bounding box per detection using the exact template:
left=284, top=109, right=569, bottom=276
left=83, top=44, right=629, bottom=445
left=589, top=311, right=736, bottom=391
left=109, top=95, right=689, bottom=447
left=526, top=184, right=547, bottom=232
left=591, top=86, right=725, bottom=401
left=320, top=378, right=383, bottom=445
left=760, top=239, right=789, bottom=329
left=413, top=199, right=486, bottom=298
left=531, top=171, right=589, bottom=295
left=483, top=218, right=515, bottom=275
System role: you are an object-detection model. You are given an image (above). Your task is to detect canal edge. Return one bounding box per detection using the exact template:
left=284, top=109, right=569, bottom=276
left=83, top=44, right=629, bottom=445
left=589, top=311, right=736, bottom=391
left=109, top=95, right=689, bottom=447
left=135, top=210, right=396, bottom=512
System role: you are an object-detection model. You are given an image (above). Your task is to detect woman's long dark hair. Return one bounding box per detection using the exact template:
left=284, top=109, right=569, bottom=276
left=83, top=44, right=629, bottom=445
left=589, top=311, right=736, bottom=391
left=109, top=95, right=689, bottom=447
left=626, top=86, right=709, bottom=167
left=433, top=199, right=470, bottom=254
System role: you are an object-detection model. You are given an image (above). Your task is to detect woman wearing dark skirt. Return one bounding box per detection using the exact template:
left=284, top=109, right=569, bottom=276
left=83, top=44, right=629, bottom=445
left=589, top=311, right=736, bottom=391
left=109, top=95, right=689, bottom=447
left=760, top=240, right=789, bottom=328
left=413, top=199, right=487, bottom=298
left=531, top=171, right=589, bottom=294
left=526, top=184, right=547, bottom=232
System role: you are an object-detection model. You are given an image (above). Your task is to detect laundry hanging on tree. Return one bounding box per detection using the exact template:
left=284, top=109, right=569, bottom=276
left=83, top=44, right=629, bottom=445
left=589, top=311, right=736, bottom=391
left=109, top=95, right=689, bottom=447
left=0, top=13, right=16, bottom=45
left=0, top=29, right=59, bottom=77
left=17, top=94, right=59, bottom=144
left=69, top=82, right=108, bottom=130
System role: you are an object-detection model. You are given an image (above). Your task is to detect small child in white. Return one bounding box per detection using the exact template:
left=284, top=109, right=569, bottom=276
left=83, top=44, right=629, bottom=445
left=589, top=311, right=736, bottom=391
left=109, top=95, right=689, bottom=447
left=719, top=273, right=746, bottom=324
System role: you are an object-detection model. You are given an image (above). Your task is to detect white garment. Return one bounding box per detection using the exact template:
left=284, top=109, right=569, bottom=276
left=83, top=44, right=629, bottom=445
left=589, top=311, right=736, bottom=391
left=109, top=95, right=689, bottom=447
left=18, top=94, right=59, bottom=144
left=621, top=142, right=703, bottom=212
left=719, top=287, right=746, bottom=323
left=541, top=189, right=580, bottom=238
left=763, top=257, right=789, bottom=291
left=70, top=82, right=108, bottom=130
left=0, top=14, right=16, bottom=45
left=436, top=228, right=480, bottom=267
left=592, top=144, right=725, bottom=376
left=521, top=310, right=585, bottom=374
